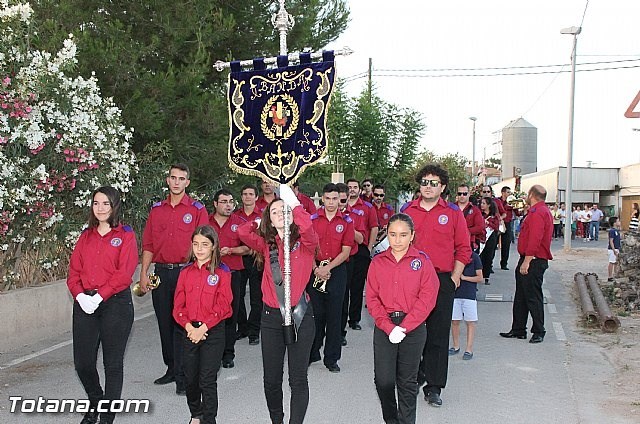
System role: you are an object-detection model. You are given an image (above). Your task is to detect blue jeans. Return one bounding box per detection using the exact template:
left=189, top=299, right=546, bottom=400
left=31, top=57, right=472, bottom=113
left=590, top=221, right=600, bottom=241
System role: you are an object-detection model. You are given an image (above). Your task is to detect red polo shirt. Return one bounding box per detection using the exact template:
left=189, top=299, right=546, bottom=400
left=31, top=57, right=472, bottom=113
left=67, top=224, right=138, bottom=300
left=173, top=262, right=233, bottom=330
left=237, top=206, right=319, bottom=309
left=404, top=198, right=472, bottom=273
left=460, top=203, right=485, bottom=246
left=366, top=246, right=439, bottom=334
left=342, top=207, right=361, bottom=257
left=361, top=193, right=373, bottom=204
left=233, top=206, right=263, bottom=223
left=311, top=207, right=355, bottom=261
left=496, top=196, right=514, bottom=223
left=255, top=194, right=277, bottom=212
left=142, top=194, right=209, bottom=264
left=297, top=192, right=317, bottom=214
left=374, top=202, right=395, bottom=229
left=209, top=213, right=246, bottom=271
left=349, top=198, right=378, bottom=245
left=518, top=202, right=553, bottom=260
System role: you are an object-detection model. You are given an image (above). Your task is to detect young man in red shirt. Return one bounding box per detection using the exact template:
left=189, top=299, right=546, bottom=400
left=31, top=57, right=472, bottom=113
left=372, top=184, right=395, bottom=230
left=456, top=184, right=485, bottom=251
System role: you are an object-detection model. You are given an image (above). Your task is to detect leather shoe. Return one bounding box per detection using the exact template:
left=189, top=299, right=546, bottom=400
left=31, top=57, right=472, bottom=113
left=221, top=358, right=235, bottom=368
left=326, top=363, right=340, bottom=373
left=499, top=331, right=526, bottom=339
left=425, top=391, right=442, bottom=407
left=349, top=323, right=362, bottom=330
left=80, top=410, right=99, bottom=424
left=249, top=336, right=259, bottom=345
left=501, top=266, right=509, bottom=270
left=154, top=373, right=175, bottom=385
left=235, top=332, right=248, bottom=341
left=529, top=334, right=544, bottom=344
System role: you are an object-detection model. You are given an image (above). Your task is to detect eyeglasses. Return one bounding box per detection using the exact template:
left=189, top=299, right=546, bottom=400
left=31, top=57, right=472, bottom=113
left=420, top=179, right=441, bottom=187
left=339, top=198, right=348, bottom=203
left=362, top=183, right=371, bottom=187
left=457, top=192, right=469, bottom=196
left=373, top=193, right=385, bottom=197
left=482, top=190, right=491, bottom=193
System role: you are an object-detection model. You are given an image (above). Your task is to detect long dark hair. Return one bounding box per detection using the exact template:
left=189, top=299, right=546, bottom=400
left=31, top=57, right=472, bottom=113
left=480, top=196, right=497, bottom=217
left=253, top=199, right=301, bottom=270
left=633, top=202, right=639, bottom=219
left=88, top=186, right=122, bottom=228
left=186, top=225, right=221, bottom=274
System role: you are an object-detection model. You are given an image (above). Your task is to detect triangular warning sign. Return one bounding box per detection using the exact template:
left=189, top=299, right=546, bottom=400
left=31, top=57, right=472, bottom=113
left=624, top=90, right=640, bottom=118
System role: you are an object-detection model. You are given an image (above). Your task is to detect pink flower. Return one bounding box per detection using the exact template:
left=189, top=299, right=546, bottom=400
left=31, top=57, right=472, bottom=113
left=0, top=136, right=7, bottom=144
left=1, top=77, right=9, bottom=87
left=56, top=133, right=62, bottom=139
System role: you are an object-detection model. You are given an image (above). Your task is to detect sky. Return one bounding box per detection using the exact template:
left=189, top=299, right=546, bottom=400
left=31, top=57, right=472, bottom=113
left=325, top=0, right=640, bottom=171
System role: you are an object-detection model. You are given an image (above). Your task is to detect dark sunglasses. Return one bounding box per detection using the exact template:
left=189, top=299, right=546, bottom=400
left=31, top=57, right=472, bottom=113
left=362, top=183, right=372, bottom=187
left=373, top=193, right=385, bottom=197
left=482, top=190, right=491, bottom=193
left=339, top=198, right=348, bottom=203
left=420, top=179, right=440, bottom=187
left=457, top=192, right=469, bottom=196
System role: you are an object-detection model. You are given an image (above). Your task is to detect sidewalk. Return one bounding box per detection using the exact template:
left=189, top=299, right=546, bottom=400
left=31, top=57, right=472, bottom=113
left=0, top=234, right=636, bottom=423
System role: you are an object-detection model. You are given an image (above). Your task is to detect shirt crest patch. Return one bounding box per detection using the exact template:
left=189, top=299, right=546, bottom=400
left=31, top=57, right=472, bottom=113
left=335, top=224, right=344, bottom=233
left=254, top=217, right=262, bottom=225
left=183, top=213, right=193, bottom=224
left=110, top=238, right=122, bottom=247
left=231, top=224, right=238, bottom=232
left=410, top=258, right=422, bottom=270
left=438, top=214, right=449, bottom=225
left=383, top=213, right=389, bottom=220
left=207, top=274, right=219, bottom=286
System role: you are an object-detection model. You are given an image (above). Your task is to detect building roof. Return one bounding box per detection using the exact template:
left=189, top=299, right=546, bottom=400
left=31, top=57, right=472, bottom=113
left=503, top=117, right=536, bottom=130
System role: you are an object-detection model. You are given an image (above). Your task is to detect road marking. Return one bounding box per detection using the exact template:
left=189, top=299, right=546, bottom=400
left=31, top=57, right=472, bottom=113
left=553, top=321, right=567, bottom=341
left=547, top=303, right=557, bottom=314
left=484, top=294, right=504, bottom=302
left=0, top=310, right=155, bottom=371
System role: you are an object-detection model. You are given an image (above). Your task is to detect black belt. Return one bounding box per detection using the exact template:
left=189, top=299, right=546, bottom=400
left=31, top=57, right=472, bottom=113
left=84, top=289, right=98, bottom=296
left=389, top=311, right=406, bottom=318
left=191, top=321, right=203, bottom=328
left=155, top=262, right=188, bottom=270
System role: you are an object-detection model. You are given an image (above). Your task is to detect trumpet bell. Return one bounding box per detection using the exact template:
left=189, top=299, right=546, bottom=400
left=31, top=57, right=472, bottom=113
left=506, top=195, right=526, bottom=210
left=132, top=274, right=161, bottom=297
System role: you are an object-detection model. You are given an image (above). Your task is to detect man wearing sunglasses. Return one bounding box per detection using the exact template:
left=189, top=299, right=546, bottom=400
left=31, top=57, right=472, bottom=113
left=372, top=184, right=395, bottom=230
left=360, top=178, right=374, bottom=204
left=404, top=164, right=472, bottom=408
left=496, top=186, right=515, bottom=270
left=456, top=184, right=485, bottom=251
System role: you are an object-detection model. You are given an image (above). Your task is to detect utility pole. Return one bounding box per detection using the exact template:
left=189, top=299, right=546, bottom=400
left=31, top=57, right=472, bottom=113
left=368, top=57, right=373, bottom=105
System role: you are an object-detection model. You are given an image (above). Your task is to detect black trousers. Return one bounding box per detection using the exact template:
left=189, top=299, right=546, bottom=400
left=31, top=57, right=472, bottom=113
left=308, top=263, right=347, bottom=366
left=261, top=304, right=315, bottom=424
left=480, top=231, right=499, bottom=279
left=374, top=323, right=426, bottom=424
left=420, top=272, right=455, bottom=395
left=152, top=266, right=186, bottom=388
left=342, top=244, right=370, bottom=333
left=511, top=257, right=548, bottom=336
left=73, top=289, right=133, bottom=423
left=500, top=221, right=513, bottom=268
left=238, top=255, right=264, bottom=338
left=223, top=270, right=244, bottom=360
left=183, top=323, right=225, bottom=424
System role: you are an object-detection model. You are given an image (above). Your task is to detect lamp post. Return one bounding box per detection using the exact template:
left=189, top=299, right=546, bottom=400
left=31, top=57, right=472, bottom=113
left=469, top=117, right=477, bottom=185
left=561, top=26, right=581, bottom=252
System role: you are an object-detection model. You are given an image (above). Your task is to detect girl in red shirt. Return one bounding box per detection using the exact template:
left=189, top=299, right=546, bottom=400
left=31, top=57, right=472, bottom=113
left=237, top=184, right=318, bottom=424
left=479, top=197, right=500, bottom=285
left=66, top=186, right=137, bottom=424
left=366, top=213, right=439, bottom=424
left=173, top=225, right=233, bottom=424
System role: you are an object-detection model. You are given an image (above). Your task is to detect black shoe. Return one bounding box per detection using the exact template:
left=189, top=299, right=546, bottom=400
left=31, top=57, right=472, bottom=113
left=309, top=355, right=321, bottom=365
left=349, top=323, right=362, bottom=330
left=176, top=387, right=186, bottom=396
left=484, top=278, right=490, bottom=285
left=499, top=331, right=527, bottom=339
left=326, top=363, right=341, bottom=373
left=529, top=334, right=544, bottom=344
left=99, top=412, right=115, bottom=424
left=235, top=332, right=248, bottom=341
left=80, top=410, right=99, bottom=424
left=417, top=369, right=426, bottom=387
left=501, top=266, right=509, bottom=270
left=425, top=391, right=442, bottom=407
left=221, top=358, right=235, bottom=368
left=249, top=336, right=260, bottom=345
left=154, top=373, right=175, bottom=385
left=341, top=336, right=347, bottom=346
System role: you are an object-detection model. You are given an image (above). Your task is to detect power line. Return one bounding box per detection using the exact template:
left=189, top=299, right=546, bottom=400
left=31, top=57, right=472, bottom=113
left=579, top=0, right=590, bottom=28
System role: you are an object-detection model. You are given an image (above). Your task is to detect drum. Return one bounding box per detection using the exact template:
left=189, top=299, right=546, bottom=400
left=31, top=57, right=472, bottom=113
left=371, top=235, right=390, bottom=258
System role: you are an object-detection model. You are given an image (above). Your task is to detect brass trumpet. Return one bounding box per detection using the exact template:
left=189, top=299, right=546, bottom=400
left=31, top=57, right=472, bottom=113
left=507, top=195, right=526, bottom=210
left=132, top=274, right=161, bottom=297
left=312, top=259, right=330, bottom=293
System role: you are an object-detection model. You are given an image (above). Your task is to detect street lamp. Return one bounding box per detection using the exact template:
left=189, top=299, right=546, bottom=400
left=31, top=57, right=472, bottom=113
left=561, top=25, right=581, bottom=252
left=469, top=117, right=477, bottom=184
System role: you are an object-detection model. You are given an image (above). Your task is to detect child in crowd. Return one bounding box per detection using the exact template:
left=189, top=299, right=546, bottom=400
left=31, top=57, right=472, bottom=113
left=450, top=251, right=483, bottom=360
left=607, top=217, right=621, bottom=282
left=173, top=225, right=233, bottom=424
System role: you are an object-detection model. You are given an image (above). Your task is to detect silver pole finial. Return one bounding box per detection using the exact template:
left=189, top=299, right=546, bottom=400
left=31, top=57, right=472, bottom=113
left=272, top=0, right=295, bottom=56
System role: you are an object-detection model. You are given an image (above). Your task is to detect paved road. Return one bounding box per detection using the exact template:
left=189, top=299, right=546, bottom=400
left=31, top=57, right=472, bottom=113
left=0, top=235, right=631, bottom=423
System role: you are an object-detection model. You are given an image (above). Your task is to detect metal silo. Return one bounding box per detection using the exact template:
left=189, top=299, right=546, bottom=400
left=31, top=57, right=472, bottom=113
left=501, top=118, right=537, bottom=178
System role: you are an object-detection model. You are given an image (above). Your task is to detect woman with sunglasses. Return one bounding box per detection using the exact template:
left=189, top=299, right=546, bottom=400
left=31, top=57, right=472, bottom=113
left=479, top=197, right=500, bottom=285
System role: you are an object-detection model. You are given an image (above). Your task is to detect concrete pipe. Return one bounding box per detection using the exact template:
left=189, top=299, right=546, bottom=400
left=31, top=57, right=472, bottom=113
left=574, top=273, right=598, bottom=324
left=585, top=273, right=620, bottom=333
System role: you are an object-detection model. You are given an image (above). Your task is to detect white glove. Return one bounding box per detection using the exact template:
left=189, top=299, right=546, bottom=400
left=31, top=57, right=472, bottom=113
left=388, top=326, right=407, bottom=344
left=76, top=293, right=97, bottom=314
left=278, top=184, right=301, bottom=209
left=90, top=293, right=104, bottom=310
